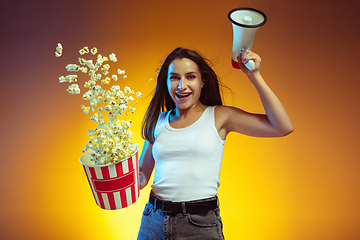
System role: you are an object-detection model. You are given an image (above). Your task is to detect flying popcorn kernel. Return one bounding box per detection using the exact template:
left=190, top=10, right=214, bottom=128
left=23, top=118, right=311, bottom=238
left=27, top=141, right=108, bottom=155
left=55, top=43, right=63, bottom=57
left=112, top=74, right=118, bottom=81
left=101, top=64, right=110, bottom=75
left=67, top=84, right=80, bottom=94
left=109, top=53, right=117, bottom=62
left=78, top=57, right=86, bottom=65
left=79, top=46, right=89, bottom=55
left=129, top=107, right=136, bottom=114
left=81, top=104, right=90, bottom=114
left=85, top=60, right=95, bottom=70
left=80, top=67, right=88, bottom=73
left=91, top=47, right=97, bottom=55
left=64, top=75, right=78, bottom=83
left=117, top=69, right=125, bottom=75
left=59, top=76, right=66, bottom=83
left=84, top=81, right=91, bottom=88
left=124, top=86, right=131, bottom=94
left=135, top=92, right=142, bottom=98
left=101, top=77, right=111, bottom=85
left=66, top=64, right=80, bottom=72
left=56, top=43, right=63, bottom=51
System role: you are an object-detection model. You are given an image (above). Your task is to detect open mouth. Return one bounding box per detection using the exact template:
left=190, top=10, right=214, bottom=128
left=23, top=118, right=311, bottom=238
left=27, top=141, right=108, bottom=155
left=175, top=92, right=191, bottom=98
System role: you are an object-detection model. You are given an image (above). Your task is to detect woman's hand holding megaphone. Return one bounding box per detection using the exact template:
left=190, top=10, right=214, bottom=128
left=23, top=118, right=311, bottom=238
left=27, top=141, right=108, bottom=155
left=237, top=48, right=261, bottom=77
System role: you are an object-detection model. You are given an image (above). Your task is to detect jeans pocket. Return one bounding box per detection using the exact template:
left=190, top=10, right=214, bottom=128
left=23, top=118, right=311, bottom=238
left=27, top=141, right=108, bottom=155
left=142, top=202, right=153, bottom=216
left=187, top=210, right=218, bottom=227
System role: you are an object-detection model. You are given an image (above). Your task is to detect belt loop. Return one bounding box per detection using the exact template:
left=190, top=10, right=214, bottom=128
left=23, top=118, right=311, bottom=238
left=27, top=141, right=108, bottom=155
left=181, top=202, right=186, bottom=216
left=154, top=196, right=157, bottom=210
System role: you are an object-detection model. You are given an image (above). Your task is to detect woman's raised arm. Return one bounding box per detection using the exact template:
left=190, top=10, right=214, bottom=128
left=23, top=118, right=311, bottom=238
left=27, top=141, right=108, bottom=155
left=216, top=49, right=293, bottom=138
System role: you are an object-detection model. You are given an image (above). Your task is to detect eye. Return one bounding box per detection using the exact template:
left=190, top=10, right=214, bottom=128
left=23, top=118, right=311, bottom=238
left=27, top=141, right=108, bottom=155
left=187, top=75, right=196, bottom=79
left=169, top=75, right=179, bottom=80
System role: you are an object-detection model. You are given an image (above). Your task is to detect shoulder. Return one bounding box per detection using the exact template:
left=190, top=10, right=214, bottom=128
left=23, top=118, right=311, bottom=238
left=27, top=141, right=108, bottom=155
left=214, top=105, right=246, bottom=118
left=155, top=110, right=171, bottom=132
left=214, top=105, right=248, bottom=129
left=159, top=110, right=169, bottom=120
left=156, top=110, right=170, bottom=127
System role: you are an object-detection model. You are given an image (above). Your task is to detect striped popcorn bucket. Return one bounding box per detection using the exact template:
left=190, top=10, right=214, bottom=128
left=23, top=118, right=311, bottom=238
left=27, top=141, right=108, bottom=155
left=79, top=148, right=139, bottom=210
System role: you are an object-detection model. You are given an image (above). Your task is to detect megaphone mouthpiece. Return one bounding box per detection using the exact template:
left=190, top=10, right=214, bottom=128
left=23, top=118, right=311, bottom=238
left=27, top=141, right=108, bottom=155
left=242, top=16, right=252, bottom=24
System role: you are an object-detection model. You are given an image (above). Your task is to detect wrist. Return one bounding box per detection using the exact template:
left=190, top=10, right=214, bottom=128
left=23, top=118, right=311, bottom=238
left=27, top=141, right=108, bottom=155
left=247, top=71, right=262, bottom=81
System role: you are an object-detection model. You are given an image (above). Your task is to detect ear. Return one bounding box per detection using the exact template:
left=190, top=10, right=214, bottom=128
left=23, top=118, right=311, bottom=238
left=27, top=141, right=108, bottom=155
left=202, top=79, right=205, bottom=88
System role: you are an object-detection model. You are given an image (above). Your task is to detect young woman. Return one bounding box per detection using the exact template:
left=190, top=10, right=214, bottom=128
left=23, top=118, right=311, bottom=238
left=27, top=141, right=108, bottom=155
left=137, top=47, right=293, bottom=239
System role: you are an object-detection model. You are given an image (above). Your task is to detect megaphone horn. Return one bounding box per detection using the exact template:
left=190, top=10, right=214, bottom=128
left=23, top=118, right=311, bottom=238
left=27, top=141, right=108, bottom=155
left=228, top=7, right=267, bottom=70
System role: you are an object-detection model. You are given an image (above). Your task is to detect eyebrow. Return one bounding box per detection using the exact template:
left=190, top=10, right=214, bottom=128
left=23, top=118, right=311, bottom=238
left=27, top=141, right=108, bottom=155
left=168, top=71, right=198, bottom=76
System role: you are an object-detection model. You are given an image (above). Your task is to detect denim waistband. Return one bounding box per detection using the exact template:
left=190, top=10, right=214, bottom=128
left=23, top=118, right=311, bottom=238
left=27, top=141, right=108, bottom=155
left=149, top=191, right=219, bottom=215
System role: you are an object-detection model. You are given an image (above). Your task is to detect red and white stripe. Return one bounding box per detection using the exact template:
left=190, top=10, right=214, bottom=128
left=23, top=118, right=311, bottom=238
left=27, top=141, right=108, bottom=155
left=82, top=152, right=139, bottom=210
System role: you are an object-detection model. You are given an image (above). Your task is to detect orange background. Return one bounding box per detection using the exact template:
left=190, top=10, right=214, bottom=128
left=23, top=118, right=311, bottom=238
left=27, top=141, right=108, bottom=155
left=1, top=0, right=359, bottom=239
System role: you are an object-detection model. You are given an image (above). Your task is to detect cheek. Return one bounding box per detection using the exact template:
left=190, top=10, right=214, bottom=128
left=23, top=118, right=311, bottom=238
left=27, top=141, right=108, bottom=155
left=167, top=80, right=174, bottom=96
left=167, top=80, right=177, bottom=91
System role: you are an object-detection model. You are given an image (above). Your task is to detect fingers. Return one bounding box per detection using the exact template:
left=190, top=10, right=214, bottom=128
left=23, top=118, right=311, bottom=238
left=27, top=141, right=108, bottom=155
left=237, top=48, right=260, bottom=65
left=237, top=48, right=261, bottom=73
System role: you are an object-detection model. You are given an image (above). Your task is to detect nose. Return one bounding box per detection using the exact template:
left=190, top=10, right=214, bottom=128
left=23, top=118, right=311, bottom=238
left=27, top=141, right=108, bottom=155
left=178, top=77, right=186, bottom=90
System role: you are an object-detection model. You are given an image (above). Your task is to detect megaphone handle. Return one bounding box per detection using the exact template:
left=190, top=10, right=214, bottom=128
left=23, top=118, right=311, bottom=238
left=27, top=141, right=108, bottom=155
left=245, top=60, right=255, bottom=71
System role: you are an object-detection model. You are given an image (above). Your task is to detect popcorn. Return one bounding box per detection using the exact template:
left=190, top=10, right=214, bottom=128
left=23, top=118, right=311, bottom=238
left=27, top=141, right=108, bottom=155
left=117, top=69, right=125, bottom=75
left=67, top=84, right=80, bottom=94
left=129, top=107, right=136, bottom=114
left=66, top=64, right=80, bottom=72
left=101, top=77, right=111, bottom=85
left=101, top=64, right=110, bottom=75
left=79, top=67, right=88, bottom=73
left=69, top=75, right=78, bottom=82
left=56, top=43, right=142, bottom=165
left=109, top=53, right=117, bottom=62
left=59, top=75, right=78, bottom=83
left=91, top=47, right=97, bottom=55
left=56, top=43, right=63, bottom=51
left=81, top=104, right=90, bottom=114
left=55, top=43, right=63, bottom=57
left=124, top=86, right=131, bottom=94
left=85, top=60, right=95, bottom=70
left=79, top=46, right=89, bottom=55
left=78, top=57, right=86, bottom=65
left=59, top=76, right=66, bottom=83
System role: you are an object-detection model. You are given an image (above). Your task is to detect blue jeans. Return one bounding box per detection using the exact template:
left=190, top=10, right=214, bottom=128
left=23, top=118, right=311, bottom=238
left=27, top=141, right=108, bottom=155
left=137, top=196, right=224, bottom=240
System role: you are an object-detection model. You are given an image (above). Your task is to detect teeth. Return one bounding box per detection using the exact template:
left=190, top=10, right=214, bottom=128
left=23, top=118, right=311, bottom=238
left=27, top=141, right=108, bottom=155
left=176, top=92, right=191, bottom=97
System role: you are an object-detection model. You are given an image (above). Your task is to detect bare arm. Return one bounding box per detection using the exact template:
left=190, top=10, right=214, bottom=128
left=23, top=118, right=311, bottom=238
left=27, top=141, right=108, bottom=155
left=138, top=140, right=155, bottom=190
left=217, top=49, right=293, bottom=138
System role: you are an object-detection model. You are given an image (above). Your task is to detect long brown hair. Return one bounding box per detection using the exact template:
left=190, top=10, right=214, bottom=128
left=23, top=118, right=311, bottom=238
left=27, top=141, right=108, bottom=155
left=141, top=47, right=224, bottom=143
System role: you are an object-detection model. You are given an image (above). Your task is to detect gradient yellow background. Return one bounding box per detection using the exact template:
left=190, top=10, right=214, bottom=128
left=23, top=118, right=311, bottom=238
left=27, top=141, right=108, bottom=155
left=1, top=0, right=359, bottom=239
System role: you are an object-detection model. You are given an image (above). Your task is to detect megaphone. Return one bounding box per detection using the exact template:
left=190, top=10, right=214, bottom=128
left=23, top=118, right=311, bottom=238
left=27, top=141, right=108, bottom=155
left=228, top=7, right=267, bottom=70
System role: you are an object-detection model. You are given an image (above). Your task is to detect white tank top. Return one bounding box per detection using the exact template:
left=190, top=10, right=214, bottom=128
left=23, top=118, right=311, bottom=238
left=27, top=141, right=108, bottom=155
left=151, top=106, right=225, bottom=201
